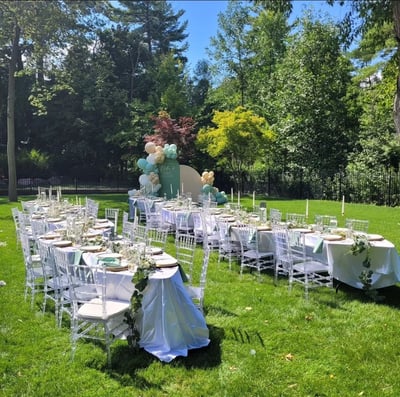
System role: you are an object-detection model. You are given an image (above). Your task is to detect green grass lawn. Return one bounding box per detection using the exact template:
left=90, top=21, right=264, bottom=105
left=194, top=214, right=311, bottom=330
left=1, top=194, right=400, bottom=396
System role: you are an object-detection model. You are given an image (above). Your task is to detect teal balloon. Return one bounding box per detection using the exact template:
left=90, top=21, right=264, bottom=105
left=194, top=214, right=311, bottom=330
left=202, top=184, right=212, bottom=194
left=145, top=163, right=156, bottom=173
left=137, top=158, right=147, bottom=170
left=217, top=195, right=227, bottom=204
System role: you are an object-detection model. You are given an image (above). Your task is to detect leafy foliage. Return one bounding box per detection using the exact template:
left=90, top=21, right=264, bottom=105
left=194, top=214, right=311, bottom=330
left=197, top=106, right=274, bottom=189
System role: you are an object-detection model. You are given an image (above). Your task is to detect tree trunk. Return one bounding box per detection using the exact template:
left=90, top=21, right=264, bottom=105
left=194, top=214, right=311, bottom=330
left=7, top=23, right=20, bottom=202
left=392, top=1, right=400, bottom=135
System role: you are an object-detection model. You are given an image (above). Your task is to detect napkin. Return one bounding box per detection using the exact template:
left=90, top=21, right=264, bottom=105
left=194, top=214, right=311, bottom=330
left=313, top=237, right=324, bottom=254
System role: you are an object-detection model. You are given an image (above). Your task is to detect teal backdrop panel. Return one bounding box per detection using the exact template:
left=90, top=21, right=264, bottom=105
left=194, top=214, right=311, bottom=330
left=158, top=158, right=180, bottom=199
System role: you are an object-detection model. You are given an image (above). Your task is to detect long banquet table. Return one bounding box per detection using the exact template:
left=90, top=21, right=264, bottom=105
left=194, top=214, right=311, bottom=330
left=304, top=233, right=400, bottom=290
left=252, top=227, right=400, bottom=289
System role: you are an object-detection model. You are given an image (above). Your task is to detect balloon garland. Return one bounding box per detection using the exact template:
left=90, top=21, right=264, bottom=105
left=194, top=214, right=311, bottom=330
left=128, top=143, right=178, bottom=197
left=200, top=170, right=228, bottom=204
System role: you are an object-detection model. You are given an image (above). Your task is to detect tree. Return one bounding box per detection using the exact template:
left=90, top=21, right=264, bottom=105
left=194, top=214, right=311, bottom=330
left=208, top=1, right=253, bottom=106
left=110, top=1, right=188, bottom=59
left=145, top=111, right=196, bottom=166
left=196, top=106, right=274, bottom=190
left=0, top=0, right=102, bottom=201
left=269, top=13, right=356, bottom=177
left=244, top=6, right=290, bottom=118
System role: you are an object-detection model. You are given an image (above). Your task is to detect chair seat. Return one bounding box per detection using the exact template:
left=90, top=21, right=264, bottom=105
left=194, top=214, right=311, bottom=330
left=77, top=298, right=130, bottom=320
left=243, top=249, right=274, bottom=259
left=293, top=260, right=329, bottom=274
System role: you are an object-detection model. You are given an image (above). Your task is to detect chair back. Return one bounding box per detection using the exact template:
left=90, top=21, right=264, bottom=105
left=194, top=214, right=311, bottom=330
left=176, top=233, right=197, bottom=285
left=85, top=198, right=99, bottom=219
left=286, top=213, right=306, bottom=227
left=270, top=208, right=282, bottom=224
left=105, top=208, right=119, bottom=236
left=147, top=227, right=168, bottom=250
left=345, top=218, right=369, bottom=234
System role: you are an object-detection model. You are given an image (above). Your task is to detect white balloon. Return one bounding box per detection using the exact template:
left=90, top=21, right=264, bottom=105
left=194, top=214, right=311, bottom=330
left=147, top=153, right=156, bottom=165
left=139, top=174, right=149, bottom=186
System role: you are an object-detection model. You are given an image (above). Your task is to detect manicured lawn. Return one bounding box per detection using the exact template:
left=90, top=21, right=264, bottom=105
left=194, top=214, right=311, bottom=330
left=1, top=194, right=400, bottom=396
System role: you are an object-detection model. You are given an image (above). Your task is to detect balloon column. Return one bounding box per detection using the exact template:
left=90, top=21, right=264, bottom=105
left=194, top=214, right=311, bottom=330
left=128, top=142, right=178, bottom=197
left=201, top=171, right=228, bottom=204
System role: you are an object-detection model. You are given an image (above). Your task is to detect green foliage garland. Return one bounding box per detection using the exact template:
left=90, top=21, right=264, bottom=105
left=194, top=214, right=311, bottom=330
left=350, top=234, right=383, bottom=301
left=125, top=255, right=157, bottom=349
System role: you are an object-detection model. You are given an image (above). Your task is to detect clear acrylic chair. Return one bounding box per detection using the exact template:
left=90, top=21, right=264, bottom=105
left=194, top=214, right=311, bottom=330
left=120, top=218, right=136, bottom=242
left=175, top=233, right=197, bottom=285
left=12, top=207, right=23, bottom=246
left=133, top=224, right=148, bottom=245
left=272, top=224, right=332, bottom=298
left=105, top=208, right=120, bottom=236
left=147, top=227, right=169, bottom=251
left=51, top=246, right=76, bottom=326
left=345, top=218, right=369, bottom=234
left=270, top=208, right=282, bottom=224
left=185, top=247, right=210, bottom=313
left=67, top=260, right=130, bottom=366
left=175, top=211, right=194, bottom=236
left=232, top=225, right=274, bottom=278
left=20, top=230, right=44, bottom=308
left=192, top=211, right=205, bottom=243
left=315, top=215, right=338, bottom=231
left=217, top=219, right=240, bottom=270
left=143, top=198, right=163, bottom=229
left=286, top=213, right=306, bottom=227
left=85, top=198, right=99, bottom=219
left=37, top=239, right=58, bottom=321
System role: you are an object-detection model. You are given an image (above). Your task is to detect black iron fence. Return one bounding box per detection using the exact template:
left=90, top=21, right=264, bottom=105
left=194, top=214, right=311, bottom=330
left=0, top=176, right=132, bottom=196
left=251, top=168, right=400, bottom=206
left=2, top=168, right=400, bottom=206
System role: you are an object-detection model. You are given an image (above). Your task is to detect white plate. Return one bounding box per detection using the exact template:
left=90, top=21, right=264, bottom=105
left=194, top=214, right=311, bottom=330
left=93, top=224, right=110, bottom=230
left=292, top=228, right=313, bottom=233
left=257, top=226, right=272, bottom=231
left=40, top=233, right=60, bottom=240
left=97, top=252, right=123, bottom=259
left=96, top=219, right=109, bottom=223
left=368, top=234, right=384, bottom=241
left=52, top=240, right=72, bottom=247
left=83, top=232, right=99, bottom=238
left=323, top=234, right=343, bottom=241
left=80, top=245, right=103, bottom=252
left=155, top=258, right=178, bottom=267
left=146, top=247, right=163, bottom=255
left=47, top=217, right=62, bottom=223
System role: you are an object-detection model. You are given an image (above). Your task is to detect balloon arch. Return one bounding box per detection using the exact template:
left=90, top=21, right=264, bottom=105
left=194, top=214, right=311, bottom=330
left=128, top=142, right=227, bottom=204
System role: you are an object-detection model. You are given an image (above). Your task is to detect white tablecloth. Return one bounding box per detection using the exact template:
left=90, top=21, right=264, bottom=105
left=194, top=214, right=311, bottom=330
left=304, top=234, right=400, bottom=289
left=83, top=253, right=209, bottom=362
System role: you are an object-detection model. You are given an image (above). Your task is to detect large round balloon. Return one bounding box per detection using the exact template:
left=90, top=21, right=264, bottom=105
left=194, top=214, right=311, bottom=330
left=147, top=153, right=156, bottom=165
left=137, top=158, right=147, bottom=170
left=139, top=174, right=149, bottom=186
left=202, top=184, right=212, bottom=194
left=145, top=142, right=156, bottom=154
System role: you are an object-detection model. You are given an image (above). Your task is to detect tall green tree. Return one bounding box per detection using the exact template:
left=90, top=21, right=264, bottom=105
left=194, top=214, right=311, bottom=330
left=245, top=5, right=290, bottom=118
left=0, top=0, right=102, bottom=201
left=110, top=0, right=188, bottom=59
left=208, top=0, right=252, bottom=107
left=270, top=14, right=356, bottom=177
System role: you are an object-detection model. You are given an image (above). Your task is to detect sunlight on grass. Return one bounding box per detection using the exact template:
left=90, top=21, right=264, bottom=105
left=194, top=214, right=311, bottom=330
left=1, top=195, right=400, bottom=396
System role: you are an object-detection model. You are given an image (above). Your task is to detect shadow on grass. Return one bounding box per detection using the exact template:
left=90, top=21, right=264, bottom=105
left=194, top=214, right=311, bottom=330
left=106, top=324, right=224, bottom=384
left=334, top=281, right=400, bottom=309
